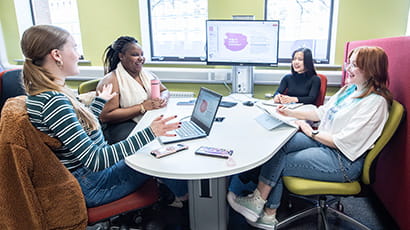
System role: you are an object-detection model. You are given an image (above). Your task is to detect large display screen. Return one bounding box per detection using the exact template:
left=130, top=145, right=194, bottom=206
left=206, top=20, right=280, bottom=66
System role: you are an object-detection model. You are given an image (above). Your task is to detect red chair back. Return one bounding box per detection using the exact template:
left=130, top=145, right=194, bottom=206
left=315, top=74, right=328, bottom=106
left=87, top=178, right=159, bottom=224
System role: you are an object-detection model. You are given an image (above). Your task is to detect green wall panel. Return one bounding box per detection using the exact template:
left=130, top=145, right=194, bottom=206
left=1, top=0, right=409, bottom=66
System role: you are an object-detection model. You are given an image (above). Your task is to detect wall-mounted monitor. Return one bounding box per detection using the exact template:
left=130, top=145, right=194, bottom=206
left=206, top=20, right=280, bottom=66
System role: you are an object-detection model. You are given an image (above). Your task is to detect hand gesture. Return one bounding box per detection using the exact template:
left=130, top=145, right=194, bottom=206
left=150, top=115, right=180, bottom=137
left=97, top=83, right=117, bottom=101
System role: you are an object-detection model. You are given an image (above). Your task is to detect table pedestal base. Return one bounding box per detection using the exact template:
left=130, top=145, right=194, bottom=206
left=188, top=177, right=228, bottom=230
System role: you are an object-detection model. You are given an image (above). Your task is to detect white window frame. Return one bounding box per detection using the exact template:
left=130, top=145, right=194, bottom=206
left=265, top=0, right=338, bottom=65
left=139, top=0, right=207, bottom=65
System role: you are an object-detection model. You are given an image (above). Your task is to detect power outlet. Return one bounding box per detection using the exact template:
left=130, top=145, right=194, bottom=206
left=232, top=66, right=254, bottom=94
left=236, top=69, right=248, bottom=92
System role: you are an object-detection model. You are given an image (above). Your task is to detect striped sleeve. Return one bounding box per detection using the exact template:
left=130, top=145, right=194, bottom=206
left=89, top=97, right=106, bottom=117
left=42, top=93, right=156, bottom=171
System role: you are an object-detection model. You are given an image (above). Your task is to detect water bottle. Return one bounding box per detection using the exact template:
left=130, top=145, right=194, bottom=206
left=151, top=79, right=160, bottom=99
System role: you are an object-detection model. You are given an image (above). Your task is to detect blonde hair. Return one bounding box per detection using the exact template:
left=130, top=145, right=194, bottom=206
left=21, top=25, right=99, bottom=131
left=348, top=46, right=393, bottom=105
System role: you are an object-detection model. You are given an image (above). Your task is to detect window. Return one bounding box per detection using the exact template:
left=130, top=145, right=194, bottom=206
left=407, top=4, right=410, bottom=35
left=146, top=0, right=208, bottom=62
left=30, top=0, right=84, bottom=57
left=265, top=0, right=334, bottom=64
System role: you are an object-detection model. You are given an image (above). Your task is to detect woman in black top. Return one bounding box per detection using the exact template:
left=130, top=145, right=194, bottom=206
left=273, top=48, right=321, bottom=105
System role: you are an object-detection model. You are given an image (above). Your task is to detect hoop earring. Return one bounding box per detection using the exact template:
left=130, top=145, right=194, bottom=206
left=56, top=60, right=63, bottom=68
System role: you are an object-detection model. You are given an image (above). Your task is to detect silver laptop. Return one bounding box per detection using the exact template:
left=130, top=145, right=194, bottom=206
left=159, top=87, right=222, bottom=144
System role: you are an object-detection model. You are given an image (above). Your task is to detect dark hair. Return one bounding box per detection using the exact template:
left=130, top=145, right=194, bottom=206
left=103, top=36, right=138, bottom=74
left=290, top=48, right=317, bottom=77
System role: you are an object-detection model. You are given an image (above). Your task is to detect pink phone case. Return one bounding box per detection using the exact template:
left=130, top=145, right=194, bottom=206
left=150, top=144, right=188, bottom=158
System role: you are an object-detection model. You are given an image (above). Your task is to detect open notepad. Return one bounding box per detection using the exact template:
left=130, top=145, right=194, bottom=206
left=255, top=102, right=299, bottom=130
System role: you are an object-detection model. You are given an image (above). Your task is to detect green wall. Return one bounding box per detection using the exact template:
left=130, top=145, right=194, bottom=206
left=0, top=0, right=21, bottom=62
left=77, top=0, right=142, bottom=65
left=335, top=0, right=410, bottom=64
left=1, top=0, right=409, bottom=66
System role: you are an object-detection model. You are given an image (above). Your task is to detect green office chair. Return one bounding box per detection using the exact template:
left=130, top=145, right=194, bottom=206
left=78, top=78, right=100, bottom=94
left=278, top=100, right=404, bottom=230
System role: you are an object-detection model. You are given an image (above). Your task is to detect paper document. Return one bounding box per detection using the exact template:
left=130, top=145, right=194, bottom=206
left=261, top=100, right=303, bottom=109
left=256, top=103, right=298, bottom=128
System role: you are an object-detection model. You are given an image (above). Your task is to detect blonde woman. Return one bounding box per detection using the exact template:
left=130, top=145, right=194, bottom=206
left=21, top=25, right=187, bottom=208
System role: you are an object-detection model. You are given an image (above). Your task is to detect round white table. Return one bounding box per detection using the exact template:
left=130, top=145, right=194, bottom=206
left=125, top=94, right=298, bottom=230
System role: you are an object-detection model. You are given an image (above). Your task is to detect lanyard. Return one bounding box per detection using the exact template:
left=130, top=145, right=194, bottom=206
left=322, top=85, right=359, bottom=129
left=335, top=84, right=357, bottom=107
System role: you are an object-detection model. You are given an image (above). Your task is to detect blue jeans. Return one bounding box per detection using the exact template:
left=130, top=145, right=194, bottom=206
left=259, top=132, right=364, bottom=209
left=72, top=160, right=187, bottom=208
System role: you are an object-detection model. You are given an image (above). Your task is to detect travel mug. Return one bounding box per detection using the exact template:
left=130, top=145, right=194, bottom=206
left=151, top=79, right=160, bottom=99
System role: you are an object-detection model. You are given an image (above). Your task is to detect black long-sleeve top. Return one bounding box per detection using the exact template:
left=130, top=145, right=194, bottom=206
left=274, top=72, right=321, bottom=104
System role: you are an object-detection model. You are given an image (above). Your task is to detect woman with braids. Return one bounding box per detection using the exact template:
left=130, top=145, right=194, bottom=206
left=96, top=36, right=169, bottom=144
left=227, top=46, right=393, bottom=229
left=21, top=25, right=187, bottom=208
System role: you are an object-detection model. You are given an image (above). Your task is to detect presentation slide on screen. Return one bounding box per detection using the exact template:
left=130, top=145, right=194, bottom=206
left=207, top=21, right=279, bottom=64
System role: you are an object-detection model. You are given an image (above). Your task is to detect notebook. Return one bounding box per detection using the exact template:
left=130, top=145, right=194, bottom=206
left=255, top=103, right=298, bottom=130
left=261, top=100, right=303, bottom=109
left=159, top=87, right=223, bottom=144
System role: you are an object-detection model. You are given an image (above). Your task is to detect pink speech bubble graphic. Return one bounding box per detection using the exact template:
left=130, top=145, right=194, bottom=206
left=224, top=33, right=248, bottom=51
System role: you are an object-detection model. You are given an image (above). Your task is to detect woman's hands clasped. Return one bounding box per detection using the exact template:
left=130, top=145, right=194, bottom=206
left=150, top=115, right=180, bottom=137
left=142, top=98, right=167, bottom=111
left=274, top=94, right=298, bottom=104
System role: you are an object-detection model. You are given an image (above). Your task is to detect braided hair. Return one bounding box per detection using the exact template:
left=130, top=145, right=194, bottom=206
left=103, top=36, right=139, bottom=74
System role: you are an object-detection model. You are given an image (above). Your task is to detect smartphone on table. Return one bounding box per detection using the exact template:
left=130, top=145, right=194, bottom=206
left=150, top=144, right=189, bottom=158
left=195, top=146, right=233, bottom=159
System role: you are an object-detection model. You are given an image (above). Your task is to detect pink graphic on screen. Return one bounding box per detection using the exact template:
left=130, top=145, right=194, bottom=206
left=224, top=33, right=248, bottom=51
left=199, top=99, right=208, bottom=113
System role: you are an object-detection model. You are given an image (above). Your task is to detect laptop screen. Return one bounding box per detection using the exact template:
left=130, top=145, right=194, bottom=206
left=191, top=87, right=222, bottom=134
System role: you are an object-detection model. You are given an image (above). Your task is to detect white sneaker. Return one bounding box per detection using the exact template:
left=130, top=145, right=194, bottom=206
left=247, top=212, right=278, bottom=230
left=168, top=197, right=184, bottom=208
left=227, top=190, right=266, bottom=222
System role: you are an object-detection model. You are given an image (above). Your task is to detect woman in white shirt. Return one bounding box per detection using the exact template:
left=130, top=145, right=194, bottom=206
left=227, top=46, right=393, bottom=229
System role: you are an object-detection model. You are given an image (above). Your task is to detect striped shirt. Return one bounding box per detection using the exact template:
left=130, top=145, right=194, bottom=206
left=26, top=91, right=156, bottom=172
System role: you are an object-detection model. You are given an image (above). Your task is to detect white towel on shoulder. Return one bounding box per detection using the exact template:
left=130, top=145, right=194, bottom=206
left=115, top=62, right=156, bottom=123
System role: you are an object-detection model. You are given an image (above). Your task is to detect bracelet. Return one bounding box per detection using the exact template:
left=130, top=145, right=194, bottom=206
left=140, top=104, right=146, bottom=114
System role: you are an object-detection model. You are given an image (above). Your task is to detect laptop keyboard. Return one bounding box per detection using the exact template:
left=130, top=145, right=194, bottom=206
left=176, top=121, right=204, bottom=137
